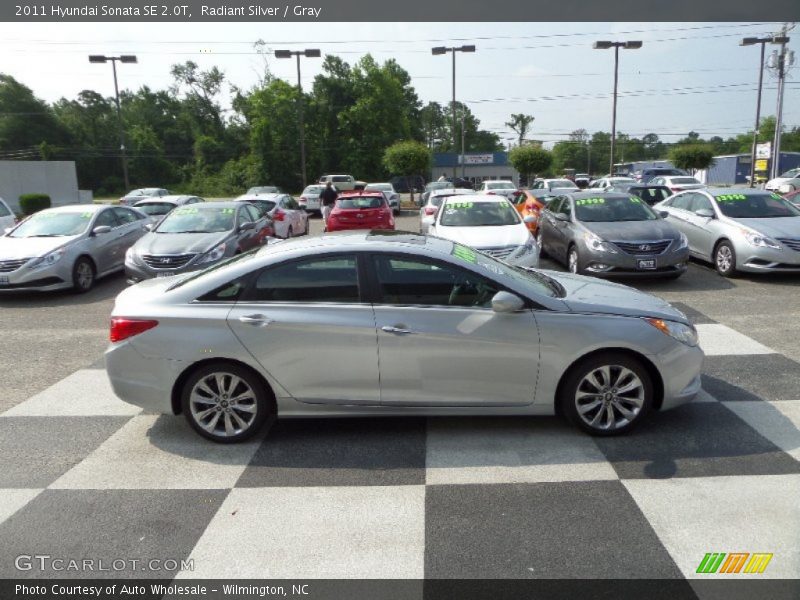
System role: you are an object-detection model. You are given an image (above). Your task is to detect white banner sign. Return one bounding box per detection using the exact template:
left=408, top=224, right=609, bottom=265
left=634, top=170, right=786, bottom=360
left=459, top=154, right=494, bottom=164
left=756, top=142, right=771, bottom=159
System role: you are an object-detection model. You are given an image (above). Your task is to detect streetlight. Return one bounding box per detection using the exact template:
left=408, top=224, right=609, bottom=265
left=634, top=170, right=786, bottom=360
left=275, top=48, right=321, bottom=187
left=88, top=54, right=137, bottom=190
left=593, top=40, right=642, bottom=175
left=740, top=36, right=788, bottom=187
left=432, top=45, right=476, bottom=179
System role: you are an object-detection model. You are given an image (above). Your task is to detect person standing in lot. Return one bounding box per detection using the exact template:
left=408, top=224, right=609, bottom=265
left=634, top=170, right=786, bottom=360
left=319, top=182, right=338, bottom=229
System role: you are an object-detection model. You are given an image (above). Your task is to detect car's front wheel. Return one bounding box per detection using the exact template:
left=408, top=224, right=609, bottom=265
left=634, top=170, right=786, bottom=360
left=559, top=353, right=653, bottom=436
left=536, top=229, right=548, bottom=258
left=180, top=362, right=274, bottom=443
left=568, top=246, right=581, bottom=274
left=714, top=240, right=737, bottom=277
left=72, top=257, right=95, bottom=293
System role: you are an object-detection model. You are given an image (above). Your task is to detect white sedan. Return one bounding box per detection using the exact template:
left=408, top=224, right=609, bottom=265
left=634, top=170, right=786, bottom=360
left=428, top=194, right=539, bottom=267
left=419, top=188, right=476, bottom=234
left=235, top=193, right=308, bottom=239
left=478, top=180, right=517, bottom=199
left=364, top=183, right=401, bottom=215
left=766, top=167, right=800, bottom=193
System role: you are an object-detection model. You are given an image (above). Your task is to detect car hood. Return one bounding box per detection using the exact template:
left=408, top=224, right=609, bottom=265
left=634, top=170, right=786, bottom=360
left=732, top=217, right=800, bottom=238
left=767, top=177, right=798, bottom=186
left=0, top=235, right=78, bottom=259
left=437, top=225, right=530, bottom=248
left=547, top=270, right=689, bottom=323
left=133, top=231, right=231, bottom=255
left=583, top=219, right=679, bottom=242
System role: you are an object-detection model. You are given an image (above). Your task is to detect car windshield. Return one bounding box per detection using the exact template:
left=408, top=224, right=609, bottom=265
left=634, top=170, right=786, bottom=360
left=9, top=210, right=93, bottom=237
left=575, top=196, right=659, bottom=222
left=486, top=182, right=515, bottom=189
left=247, top=186, right=279, bottom=194
left=156, top=206, right=236, bottom=233
left=549, top=180, right=577, bottom=188
left=714, top=193, right=800, bottom=218
left=366, top=184, right=392, bottom=191
left=670, top=177, right=700, bottom=184
left=337, top=197, right=384, bottom=209
left=440, top=200, right=521, bottom=227
left=134, top=202, right=176, bottom=216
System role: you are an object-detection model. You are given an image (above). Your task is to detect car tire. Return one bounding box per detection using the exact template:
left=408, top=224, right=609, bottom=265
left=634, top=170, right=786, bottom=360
left=536, top=230, right=548, bottom=258
left=180, top=362, right=275, bottom=443
left=285, top=226, right=293, bottom=239
left=714, top=240, right=737, bottom=277
left=559, top=352, right=653, bottom=436
left=71, top=257, right=95, bottom=293
left=567, top=246, right=581, bottom=274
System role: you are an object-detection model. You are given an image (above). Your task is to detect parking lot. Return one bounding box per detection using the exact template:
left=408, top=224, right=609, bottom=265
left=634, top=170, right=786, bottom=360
left=1, top=210, right=799, bottom=588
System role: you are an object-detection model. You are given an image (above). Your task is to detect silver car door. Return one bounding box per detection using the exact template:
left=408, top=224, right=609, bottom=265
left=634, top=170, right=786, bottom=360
left=684, top=192, right=718, bottom=258
left=112, top=208, right=147, bottom=267
left=370, top=254, right=539, bottom=407
left=227, top=254, right=380, bottom=405
left=88, top=208, right=121, bottom=273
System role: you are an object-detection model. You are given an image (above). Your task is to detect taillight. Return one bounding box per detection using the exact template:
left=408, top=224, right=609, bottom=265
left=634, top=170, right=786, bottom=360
left=110, top=318, right=158, bottom=343
left=424, top=207, right=436, bottom=215
left=273, top=209, right=285, bottom=221
left=487, top=191, right=496, bottom=195
left=671, top=187, right=681, bottom=192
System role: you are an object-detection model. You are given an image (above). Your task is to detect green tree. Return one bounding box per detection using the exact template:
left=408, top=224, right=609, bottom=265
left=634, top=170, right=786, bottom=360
left=383, top=140, right=431, bottom=201
left=669, top=144, right=716, bottom=174
left=509, top=145, right=552, bottom=183
left=0, top=74, right=69, bottom=153
left=505, top=113, right=535, bottom=146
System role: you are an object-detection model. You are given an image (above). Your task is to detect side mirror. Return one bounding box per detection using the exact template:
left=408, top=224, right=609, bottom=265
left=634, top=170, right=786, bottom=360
left=92, top=225, right=112, bottom=236
left=3, top=227, right=12, bottom=234
left=491, top=291, right=525, bottom=313
left=695, top=208, right=715, bottom=219
left=659, top=211, right=669, bottom=219
left=523, top=215, right=538, bottom=224
left=239, top=221, right=255, bottom=231
left=144, top=222, right=154, bottom=231
left=553, top=213, right=569, bottom=222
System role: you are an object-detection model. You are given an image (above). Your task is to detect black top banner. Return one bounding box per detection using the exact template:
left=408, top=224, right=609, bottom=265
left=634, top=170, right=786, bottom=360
left=3, top=0, right=800, bottom=22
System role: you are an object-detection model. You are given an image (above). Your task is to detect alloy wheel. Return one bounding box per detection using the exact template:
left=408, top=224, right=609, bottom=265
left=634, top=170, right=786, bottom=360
left=189, top=372, right=258, bottom=438
left=568, top=249, right=579, bottom=274
left=716, top=244, right=733, bottom=274
left=574, top=365, right=645, bottom=432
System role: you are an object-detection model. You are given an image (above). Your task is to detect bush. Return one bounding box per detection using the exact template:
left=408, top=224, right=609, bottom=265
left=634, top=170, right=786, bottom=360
left=18, top=193, right=51, bottom=216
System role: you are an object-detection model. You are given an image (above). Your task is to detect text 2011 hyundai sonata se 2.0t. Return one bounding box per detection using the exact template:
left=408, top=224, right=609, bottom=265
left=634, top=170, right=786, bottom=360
left=105, top=231, right=703, bottom=443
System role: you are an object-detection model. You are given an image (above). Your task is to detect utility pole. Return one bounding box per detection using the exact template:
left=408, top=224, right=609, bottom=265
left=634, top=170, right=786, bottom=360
left=767, top=24, right=794, bottom=180
left=461, top=112, right=466, bottom=178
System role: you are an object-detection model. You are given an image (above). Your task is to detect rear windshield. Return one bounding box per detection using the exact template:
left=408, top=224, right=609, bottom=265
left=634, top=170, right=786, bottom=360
left=670, top=177, right=700, bottom=184
left=549, top=180, right=577, bottom=188
left=135, top=202, right=175, bottom=216
left=337, top=197, right=385, bottom=209
left=714, top=193, right=800, bottom=218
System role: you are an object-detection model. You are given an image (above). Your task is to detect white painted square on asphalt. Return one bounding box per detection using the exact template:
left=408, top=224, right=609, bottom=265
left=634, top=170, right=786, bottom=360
left=623, top=475, right=800, bottom=578
left=1, top=370, right=141, bottom=417
left=177, top=486, right=426, bottom=578
left=0, top=489, right=43, bottom=526
left=724, top=401, right=800, bottom=462
left=50, top=415, right=261, bottom=489
left=426, top=418, right=618, bottom=485
left=695, top=324, right=775, bottom=356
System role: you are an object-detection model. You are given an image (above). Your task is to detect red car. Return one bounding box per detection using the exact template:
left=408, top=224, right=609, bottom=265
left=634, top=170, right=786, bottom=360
left=326, top=192, right=395, bottom=232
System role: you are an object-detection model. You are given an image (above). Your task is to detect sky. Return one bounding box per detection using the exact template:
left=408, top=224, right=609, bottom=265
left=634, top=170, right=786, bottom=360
left=0, top=21, right=797, bottom=149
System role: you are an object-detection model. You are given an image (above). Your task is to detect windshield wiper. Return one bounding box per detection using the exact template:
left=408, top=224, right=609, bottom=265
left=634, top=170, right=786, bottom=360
left=26, top=234, right=65, bottom=237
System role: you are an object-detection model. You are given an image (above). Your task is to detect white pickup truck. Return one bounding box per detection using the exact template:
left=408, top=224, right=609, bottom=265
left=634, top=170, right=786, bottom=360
left=318, top=174, right=366, bottom=191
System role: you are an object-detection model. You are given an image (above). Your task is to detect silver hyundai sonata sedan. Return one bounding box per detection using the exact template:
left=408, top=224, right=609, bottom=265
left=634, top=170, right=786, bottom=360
left=106, top=231, right=703, bottom=443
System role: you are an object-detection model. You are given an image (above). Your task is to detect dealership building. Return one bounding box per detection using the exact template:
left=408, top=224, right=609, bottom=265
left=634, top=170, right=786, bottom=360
left=432, top=152, right=519, bottom=186
left=0, top=160, right=81, bottom=213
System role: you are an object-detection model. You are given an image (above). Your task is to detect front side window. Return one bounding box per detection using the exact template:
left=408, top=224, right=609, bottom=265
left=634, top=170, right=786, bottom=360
left=95, top=209, right=120, bottom=229
left=670, top=193, right=692, bottom=211
left=248, top=256, right=360, bottom=303
left=688, top=194, right=714, bottom=213
left=113, top=207, right=142, bottom=224
left=372, top=255, right=500, bottom=308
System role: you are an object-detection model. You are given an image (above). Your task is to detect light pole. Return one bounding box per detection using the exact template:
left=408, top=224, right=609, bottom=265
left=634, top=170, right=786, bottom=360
left=275, top=48, right=321, bottom=188
left=741, top=36, right=788, bottom=187
left=593, top=41, right=642, bottom=175
left=461, top=112, right=466, bottom=178
left=432, top=45, right=476, bottom=180
left=89, top=54, right=137, bottom=190
left=766, top=28, right=794, bottom=181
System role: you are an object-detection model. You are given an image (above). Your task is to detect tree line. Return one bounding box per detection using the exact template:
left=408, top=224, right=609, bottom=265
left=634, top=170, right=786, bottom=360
left=1, top=54, right=799, bottom=195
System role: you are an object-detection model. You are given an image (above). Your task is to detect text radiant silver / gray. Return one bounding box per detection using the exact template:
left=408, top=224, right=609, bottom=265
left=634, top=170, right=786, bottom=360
left=106, top=231, right=703, bottom=443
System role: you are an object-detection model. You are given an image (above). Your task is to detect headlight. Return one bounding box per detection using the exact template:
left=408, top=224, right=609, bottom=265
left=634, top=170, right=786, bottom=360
left=645, top=318, right=698, bottom=347
left=125, top=246, right=137, bottom=262
left=28, top=247, right=66, bottom=270
left=742, top=229, right=780, bottom=249
left=676, top=232, right=689, bottom=249
left=583, top=231, right=618, bottom=253
left=198, top=242, right=226, bottom=264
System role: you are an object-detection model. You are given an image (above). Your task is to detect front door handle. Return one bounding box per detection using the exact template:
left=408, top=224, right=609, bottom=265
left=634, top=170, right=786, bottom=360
left=239, top=314, right=273, bottom=327
left=381, top=325, right=416, bottom=335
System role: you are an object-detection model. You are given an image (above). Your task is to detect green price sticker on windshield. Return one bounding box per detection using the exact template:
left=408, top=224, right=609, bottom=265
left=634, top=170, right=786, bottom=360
left=220, top=208, right=234, bottom=214
left=81, top=212, right=93, bottom=218
left=452, top=243, right=477, bottom=263
left=449, top=202, right=473, bottom=209
left=174, top=207, right=199, bottom=215
left=629, top=197, right=642, bottom=204
left=716, top=194, right=747, bottom=202
left=575, top=198, right=605, bottom=206
left=771, top=193, right=783, bottom=200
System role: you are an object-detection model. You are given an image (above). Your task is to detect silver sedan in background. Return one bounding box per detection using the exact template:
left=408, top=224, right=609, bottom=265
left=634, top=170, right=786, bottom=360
left=106, top=231, right=702, bottom=443
left=364, top=183, right=401, bottom=215
left=0, top=204, right=149, bottom=292
left=537, top=192, right=689, bottom=278
left=655, top=187, right=800, bottom=276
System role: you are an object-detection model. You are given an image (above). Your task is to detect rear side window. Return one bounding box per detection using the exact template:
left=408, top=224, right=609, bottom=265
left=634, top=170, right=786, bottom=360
left=247, top=256, right=360, bottom=303
left=0, top=201, right=11, bottom=217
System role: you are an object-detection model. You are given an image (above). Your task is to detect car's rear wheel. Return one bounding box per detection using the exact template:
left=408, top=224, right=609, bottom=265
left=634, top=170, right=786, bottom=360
left=560, top=353, right=653, bottom=436
left=181, top=362, right=274, bottom=443
left=714, top=240, right=737, bottom=277
left=285, top=225, right=293, bottom=239
left=72, top=257, right=95, bottom=293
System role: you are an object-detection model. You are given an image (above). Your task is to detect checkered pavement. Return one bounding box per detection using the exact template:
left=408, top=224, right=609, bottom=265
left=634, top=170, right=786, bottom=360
left=0, top=304, right=798, bottom=584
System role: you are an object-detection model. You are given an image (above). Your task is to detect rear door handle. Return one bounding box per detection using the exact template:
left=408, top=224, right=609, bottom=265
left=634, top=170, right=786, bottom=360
left=381, top=325, right=416, bottom=335
left=239, top=314, right=273, bottom=327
